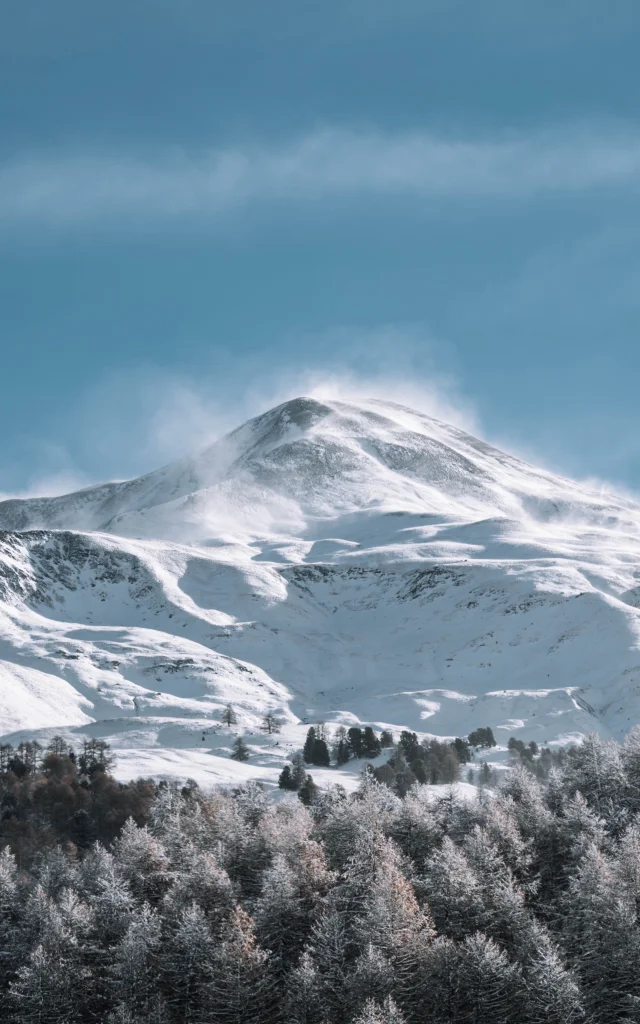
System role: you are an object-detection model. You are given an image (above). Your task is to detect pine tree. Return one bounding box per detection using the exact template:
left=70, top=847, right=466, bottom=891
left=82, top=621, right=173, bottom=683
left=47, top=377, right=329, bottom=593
left=0, top=846, right=22, bottom=987
left=462, top=825, right=529, bottom=946
left=312, top=737, right=330, bottom=766
left=613, top=819, right=640, bottom=914
left=205, top=906, right=275, bottom=1024
left=78, top=738, right=116, bottom=776
left=420, top=838, right=483, bottom=940
left=448, top=933, right=523, bottom=1024
left=285, top=951, right=322, bottom=1024
left=351, top=996, right=406, bottom=1024
left=290, top=753, right=308, bottom=790
left=10, top=943, right=81, bottom=1024
left=278, top=765, right=297, bottom=790
left=303, top=727, right=317, bottom=764
left=162, top=851, right=234, bottom=932
left=221, top=704, right=238, bottom=726
left=380, top=730, right=394, bottom=749
left=333, top=726, right=351, bottom=765
left=563, top=732, right=627, bottom=828
left=387, top=791, right=442, bottom=868
left=109, top=902, right=162, bottom=1021
left=112, top=819, right=169, bottom=902
left=348, top=727, right=364, bottom=758
left=562, top=843, right=640, bottom=1023
left=306, top=909, right=349, bottom=1024
left=363, top=728, right=382, bottom=759
left=163, top=903, right=215, bottom=1023
left=260, top=713, right=281, bottom=735
left=468, top=727, right=496, bottom=749
left=347, top=944, right=394, bottom=1012
left=230, top=736, right=250, bottom=762
left=254, top=853, right=308, bottom=977
left=0, top=742, right=14, bottom=772
left=622, top=726, right=640, bottom=812
left=299, top=775, right=318, bottom=806
left=516, top=919, right=583, bottom=1024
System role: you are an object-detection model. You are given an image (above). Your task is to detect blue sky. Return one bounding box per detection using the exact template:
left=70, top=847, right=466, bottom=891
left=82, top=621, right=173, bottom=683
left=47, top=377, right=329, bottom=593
left=3, top=1, right=640, bottom=495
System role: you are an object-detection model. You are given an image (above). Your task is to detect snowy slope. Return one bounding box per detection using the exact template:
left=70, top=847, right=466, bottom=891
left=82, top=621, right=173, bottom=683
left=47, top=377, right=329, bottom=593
left=2, top=396, right=640, bottom=786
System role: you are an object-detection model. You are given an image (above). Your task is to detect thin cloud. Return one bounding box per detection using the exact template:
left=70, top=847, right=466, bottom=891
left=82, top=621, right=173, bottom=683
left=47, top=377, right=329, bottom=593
left=3, top=126, right=640, bottom=228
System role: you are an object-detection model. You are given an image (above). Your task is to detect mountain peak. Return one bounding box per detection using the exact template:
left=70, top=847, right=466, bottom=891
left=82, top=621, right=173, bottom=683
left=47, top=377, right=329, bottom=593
left=0, top=395, right=632, bottom=542
left=3, top=395, right=640, bottom=783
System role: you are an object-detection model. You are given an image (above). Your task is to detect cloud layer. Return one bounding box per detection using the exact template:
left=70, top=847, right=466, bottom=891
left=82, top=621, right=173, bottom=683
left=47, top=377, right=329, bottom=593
left=3, top=126, right=640, bottom=228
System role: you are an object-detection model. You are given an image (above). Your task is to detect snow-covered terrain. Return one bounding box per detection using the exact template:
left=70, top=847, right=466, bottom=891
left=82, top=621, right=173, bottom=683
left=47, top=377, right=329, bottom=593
left=2, top=396, right=640, bottom=786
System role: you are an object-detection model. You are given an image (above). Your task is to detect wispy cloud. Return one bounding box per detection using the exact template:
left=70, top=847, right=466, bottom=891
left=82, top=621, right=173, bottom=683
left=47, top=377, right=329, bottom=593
left=3, top=125, right=640, bottom=228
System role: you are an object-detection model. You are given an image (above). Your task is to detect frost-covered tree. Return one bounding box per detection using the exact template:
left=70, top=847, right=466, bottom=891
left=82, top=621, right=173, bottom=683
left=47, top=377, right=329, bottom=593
left=285, top=951, right=322, bottom=1024
left=351, top=996, right=406, bottom=1024
left=420, top=838, right=483, bottom=940
left=109, top=902, right=163, bottom=1021
left=164, top=903, right=215, bottom=1022
left=10, top=943, right=81, bottom=1024
left=162, top=850, right=234, bottom=930
left=254, top=853, right=309, bottom=976
left=0, top=846, right=22, bottom=985
left=387, top=791, right=442, bottom=868
left=206, top=906, right=276, bottom=1024
left=347, top=944, right=394, bottom=1012
left=305, top=909, right=349, bottom=1024
left=562, top=843, right=640, bottom=1023
left=516, top=919, right=583, bottom=1024
left=563, top=732, right=628, bottom=827
left=112, top=819, right=169, bottom=901
left=426, top=932, right=523, bottom=1024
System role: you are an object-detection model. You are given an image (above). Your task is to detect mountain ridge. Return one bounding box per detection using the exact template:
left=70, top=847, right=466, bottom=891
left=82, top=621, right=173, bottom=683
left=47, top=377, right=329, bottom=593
left=1, top=396, right=640, bottom=787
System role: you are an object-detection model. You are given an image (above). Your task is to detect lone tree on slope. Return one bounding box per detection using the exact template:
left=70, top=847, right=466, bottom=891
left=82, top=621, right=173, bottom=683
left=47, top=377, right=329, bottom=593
left=260, top=713, right=281, bottom=735
left=221, top=704, right=238, bottom=727
left=230, top=736, right=250, bottom=762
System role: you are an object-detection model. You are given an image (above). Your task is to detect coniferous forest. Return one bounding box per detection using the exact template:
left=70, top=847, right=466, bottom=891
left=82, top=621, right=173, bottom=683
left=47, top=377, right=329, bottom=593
left=3, top=730, right=640, bottom=1022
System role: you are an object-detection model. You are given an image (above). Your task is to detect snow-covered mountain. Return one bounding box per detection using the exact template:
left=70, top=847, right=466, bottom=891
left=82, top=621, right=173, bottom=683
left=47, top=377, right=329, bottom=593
left=2, top=396, right=640, bottom=786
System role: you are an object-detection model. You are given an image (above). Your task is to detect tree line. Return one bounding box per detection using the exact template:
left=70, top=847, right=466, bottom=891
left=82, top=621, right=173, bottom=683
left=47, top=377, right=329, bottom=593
left=3, top=728, right=640, bottom=1021
left=278, top=723, right=499, bottom=798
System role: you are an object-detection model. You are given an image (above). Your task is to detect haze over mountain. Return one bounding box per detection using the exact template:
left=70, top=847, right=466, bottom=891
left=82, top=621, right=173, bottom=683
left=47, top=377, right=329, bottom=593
left=2, top=396, right=640, bottom=786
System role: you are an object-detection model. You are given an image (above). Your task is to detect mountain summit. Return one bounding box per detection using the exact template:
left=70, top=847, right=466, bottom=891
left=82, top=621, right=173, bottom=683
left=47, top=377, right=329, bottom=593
left=0, top=396, right=632, bottom=541
left=1, top=397, right=640, bottom=785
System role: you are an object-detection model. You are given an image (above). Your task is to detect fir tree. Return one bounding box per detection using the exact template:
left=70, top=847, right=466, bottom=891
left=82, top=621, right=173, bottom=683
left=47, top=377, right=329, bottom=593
left=221, top=704, right=238, bottom=726
left=363, top=727, right=382, bottom=759
left=164, top=903, right=215, bottom=1023
left=254, top=853, right=309, bottom=977
left=230, top=736, right=250, bottom=762
left=260, top=713, right=281, bottom=735
left=449, top=932, right=523, bottom=1024
left=278, top=765, right=298, bottom=791
left=348, top=727, right=364, bottom=758
left=206, top=906, right=275, bottom=1024
left=291, top=753, right=308, bottom=790
left=351, top=996, right=406, bottom=1024
left=333, top=726, right=351, bottom=765
left=109, top=903, right=163, bottom=1022
left=285, top=951, right=322, bottom=1024
left=312, top=737, right=331, bottom=767
left=299, top=775, right=319, bottom=806
left=303, top=728, right=317, bottom=764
